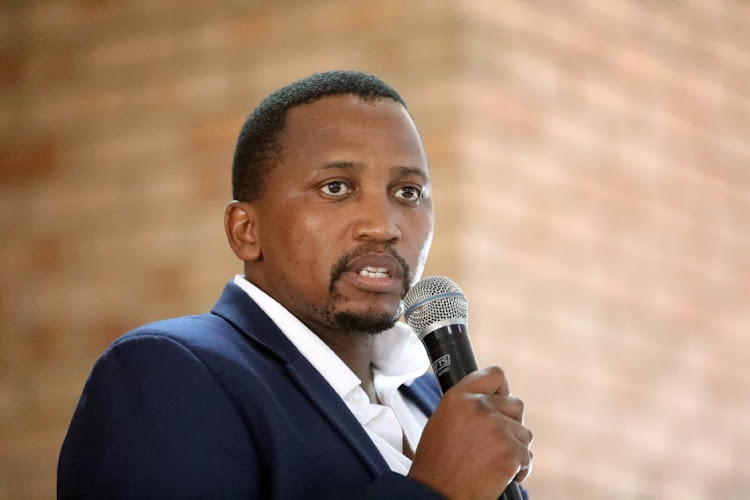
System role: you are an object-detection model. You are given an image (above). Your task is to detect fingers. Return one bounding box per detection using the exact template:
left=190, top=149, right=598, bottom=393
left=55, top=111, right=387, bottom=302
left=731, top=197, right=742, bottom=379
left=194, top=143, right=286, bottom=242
left=478, top=390, right=533, bottom=483
left=448, top=365, right=532, bottom=447
left=504, top=421, right=533, bottom=483
left=470, top=393, right=533, bottom=474
left=450, top=365, right=511, bottom=397
left=413, top=365, right=533, bottom=497
left=498, top=396, right=524, bottom=424
left=468, top=392, right=525, bottom=425
left=443, top=365, right=534, bottom=485
left=515, top=450, right=534, bottom=483
left=510, top=419, right=533, bottom=446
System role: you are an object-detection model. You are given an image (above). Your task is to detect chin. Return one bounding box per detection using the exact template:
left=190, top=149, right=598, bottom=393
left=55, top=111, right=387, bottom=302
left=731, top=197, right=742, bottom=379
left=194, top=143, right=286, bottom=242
left=333, top=309, right=399, bottom=336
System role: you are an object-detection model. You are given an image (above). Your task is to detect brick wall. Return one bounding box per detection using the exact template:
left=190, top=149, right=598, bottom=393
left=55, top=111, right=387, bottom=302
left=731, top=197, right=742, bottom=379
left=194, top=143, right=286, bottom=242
left=455, top=2, right=750, bottom=498
left=1, top=1, right=748, bottom=498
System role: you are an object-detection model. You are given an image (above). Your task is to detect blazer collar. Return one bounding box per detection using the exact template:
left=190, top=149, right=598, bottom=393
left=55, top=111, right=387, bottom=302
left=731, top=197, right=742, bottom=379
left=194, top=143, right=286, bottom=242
left=210, top=281, right=391, bottom=476
left=211, top=280, right=302, bottom=364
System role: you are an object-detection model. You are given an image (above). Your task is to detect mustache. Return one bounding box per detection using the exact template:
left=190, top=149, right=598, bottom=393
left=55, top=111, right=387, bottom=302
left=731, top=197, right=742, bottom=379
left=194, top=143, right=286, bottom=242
left=328, top=245, right=412, bottom=295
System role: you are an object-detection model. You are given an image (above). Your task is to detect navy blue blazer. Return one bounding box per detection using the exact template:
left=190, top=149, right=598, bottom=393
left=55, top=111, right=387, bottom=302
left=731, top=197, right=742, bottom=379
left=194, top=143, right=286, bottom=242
left=58, top=281, right=447, bottom=498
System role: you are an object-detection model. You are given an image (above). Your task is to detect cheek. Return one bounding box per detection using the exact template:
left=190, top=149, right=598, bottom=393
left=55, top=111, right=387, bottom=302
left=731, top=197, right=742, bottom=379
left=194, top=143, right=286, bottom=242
left=412, top=228, right=433, bottom=281
left=284, top=213, right=337, bottom=273
left=294, top=213, right=326, bottom=250
left=418, top=226, right=434, bottom=257
left=400, top=213, right=433, bottom=275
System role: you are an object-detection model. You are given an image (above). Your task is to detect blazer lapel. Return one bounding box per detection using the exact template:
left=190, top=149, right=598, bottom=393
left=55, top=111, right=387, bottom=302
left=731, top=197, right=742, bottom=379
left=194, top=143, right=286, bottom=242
left=285, top=357, right=389, bottom=476
left=211, top=281, right=389, bottom=477
left=399, top=376, right=442, bottom=417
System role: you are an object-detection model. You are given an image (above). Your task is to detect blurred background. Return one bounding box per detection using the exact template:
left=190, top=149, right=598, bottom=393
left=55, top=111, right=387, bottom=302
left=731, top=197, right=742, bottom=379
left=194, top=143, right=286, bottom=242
left=1, top=1, right=749, bottom=498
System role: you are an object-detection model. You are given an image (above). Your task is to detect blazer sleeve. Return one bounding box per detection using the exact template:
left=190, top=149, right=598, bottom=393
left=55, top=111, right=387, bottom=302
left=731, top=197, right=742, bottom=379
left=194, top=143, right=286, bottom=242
left=58, top=333, right=265, bottom=499
left=359, top=472, right=446, bottom=499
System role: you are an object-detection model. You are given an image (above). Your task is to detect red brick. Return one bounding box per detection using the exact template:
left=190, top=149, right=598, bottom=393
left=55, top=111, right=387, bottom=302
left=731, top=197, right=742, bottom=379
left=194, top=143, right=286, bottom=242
left=1, top=1, right=749, bottom=498
left=227, top=12, right=276, bottom=44
left=0, top=138, right=61, bottom=181
left=22, top=323, right=60, bottom=362
left=23, top=235, right=66, bottom=270
left=190, top=114, right=244, bottom=152
left=0, top=55, right=26, bottom=85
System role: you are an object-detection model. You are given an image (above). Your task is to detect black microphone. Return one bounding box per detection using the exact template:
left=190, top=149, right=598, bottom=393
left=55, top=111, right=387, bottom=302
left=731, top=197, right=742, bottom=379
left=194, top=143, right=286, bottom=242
left=404, top=276, right=523, bottom=500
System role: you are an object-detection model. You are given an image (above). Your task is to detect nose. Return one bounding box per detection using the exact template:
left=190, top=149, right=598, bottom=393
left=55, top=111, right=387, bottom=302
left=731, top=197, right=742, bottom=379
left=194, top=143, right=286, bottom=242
left=352, top=193, right=401, bottom=244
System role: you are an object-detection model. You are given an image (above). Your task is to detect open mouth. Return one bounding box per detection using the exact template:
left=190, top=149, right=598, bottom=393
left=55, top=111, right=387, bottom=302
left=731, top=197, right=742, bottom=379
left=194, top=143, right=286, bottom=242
left=329, top=247, right=412, bottom=296
left=358, top=266, right=390, bottom=278
left=338, top=253, right=407, bottom=294
left=346, top=254, right=403, bottom=280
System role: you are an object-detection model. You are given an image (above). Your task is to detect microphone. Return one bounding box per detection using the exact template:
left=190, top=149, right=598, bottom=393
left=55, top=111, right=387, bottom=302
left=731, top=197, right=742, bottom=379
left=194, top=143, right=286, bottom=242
left=404, top=276, right=523, bottom=500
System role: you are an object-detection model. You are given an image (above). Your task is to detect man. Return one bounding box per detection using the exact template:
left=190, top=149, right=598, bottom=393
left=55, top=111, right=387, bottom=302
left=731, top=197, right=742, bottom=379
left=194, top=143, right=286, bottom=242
left=58, top=71, right=533, bottom=499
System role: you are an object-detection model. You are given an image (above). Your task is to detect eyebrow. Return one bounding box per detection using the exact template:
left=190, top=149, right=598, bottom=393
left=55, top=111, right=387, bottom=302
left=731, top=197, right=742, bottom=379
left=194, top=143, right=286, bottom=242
left=394, top=165, right=429, bottom=183
left=317, top=161, right=364, bottom=172
left=317, top=161, right=430, bottom=182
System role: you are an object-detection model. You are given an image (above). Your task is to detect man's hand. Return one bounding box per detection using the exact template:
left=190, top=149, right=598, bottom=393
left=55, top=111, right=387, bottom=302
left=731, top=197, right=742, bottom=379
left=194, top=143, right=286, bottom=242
left=408, top=366, right=533, bottom=500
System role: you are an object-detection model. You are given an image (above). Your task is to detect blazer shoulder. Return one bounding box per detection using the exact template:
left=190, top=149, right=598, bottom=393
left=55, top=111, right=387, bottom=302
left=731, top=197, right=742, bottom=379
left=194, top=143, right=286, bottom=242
left=117, top=313, right=230, bottom=341
left=108, top=313, right=240, bottom=356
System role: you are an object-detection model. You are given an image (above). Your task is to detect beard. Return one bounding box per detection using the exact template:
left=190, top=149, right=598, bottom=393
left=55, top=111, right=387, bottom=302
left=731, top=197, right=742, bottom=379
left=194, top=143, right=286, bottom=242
left=332, top=309, right=400, bottom=335
left=325, top=245, right=412, bottom=336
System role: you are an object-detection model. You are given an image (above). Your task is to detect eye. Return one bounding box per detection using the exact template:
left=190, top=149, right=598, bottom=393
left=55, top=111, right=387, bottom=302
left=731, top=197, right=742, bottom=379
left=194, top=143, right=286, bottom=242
left=320, top=181, right=352, bottom=197
left=394, top=186, right=422, bottom=202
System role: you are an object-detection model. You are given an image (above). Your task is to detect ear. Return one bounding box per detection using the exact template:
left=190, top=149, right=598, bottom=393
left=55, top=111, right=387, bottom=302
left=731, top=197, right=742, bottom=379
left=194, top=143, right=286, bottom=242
left=224, top=201, right=262, bottom=262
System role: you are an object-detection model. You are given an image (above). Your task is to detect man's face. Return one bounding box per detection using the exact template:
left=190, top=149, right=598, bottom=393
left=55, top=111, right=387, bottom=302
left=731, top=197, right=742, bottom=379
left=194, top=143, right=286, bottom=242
left=247, top=94, right=434, bottom=336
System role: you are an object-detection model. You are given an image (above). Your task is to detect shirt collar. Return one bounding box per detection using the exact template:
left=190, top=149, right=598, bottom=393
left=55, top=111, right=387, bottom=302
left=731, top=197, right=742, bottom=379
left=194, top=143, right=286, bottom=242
left=233, top=275, right=358, bottom=398
left=233, top=275, right=428, bottom=398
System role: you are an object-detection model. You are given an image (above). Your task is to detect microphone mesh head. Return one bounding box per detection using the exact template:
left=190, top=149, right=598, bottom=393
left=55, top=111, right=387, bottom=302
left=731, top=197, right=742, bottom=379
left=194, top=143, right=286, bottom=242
left=403, top=276, right=468, bottom=337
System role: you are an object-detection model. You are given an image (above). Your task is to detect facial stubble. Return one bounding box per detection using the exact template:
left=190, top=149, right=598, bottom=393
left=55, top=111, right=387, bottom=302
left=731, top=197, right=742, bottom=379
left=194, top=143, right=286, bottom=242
left=324, top=246, right=412, bottom=336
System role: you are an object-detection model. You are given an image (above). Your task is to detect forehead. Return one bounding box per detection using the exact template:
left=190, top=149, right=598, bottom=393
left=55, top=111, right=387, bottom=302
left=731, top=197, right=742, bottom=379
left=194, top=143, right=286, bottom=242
left=277, top=94, right=428, bottom=171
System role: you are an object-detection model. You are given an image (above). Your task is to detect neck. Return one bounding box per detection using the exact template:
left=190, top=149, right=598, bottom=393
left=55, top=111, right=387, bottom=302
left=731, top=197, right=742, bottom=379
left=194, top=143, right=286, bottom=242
left=312, top=326, right=379, bottom=403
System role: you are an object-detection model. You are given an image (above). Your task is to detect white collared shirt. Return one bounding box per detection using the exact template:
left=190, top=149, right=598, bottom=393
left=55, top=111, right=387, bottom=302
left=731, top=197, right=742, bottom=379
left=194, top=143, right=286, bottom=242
left=233, top=275, right=430, bottom=474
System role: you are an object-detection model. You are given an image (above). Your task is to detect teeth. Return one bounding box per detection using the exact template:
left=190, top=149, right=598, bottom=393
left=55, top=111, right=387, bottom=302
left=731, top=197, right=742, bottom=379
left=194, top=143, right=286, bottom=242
left=359, top=266, right=389, bottom=278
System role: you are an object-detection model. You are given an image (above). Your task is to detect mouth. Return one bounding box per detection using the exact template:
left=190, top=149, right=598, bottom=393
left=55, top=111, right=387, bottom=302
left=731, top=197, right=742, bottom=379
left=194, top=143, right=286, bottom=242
left=358, top=266, right=391, bottom=279
left=331, top=251, right=409, bottom=295
left=346, top=253, right=404, bottom=280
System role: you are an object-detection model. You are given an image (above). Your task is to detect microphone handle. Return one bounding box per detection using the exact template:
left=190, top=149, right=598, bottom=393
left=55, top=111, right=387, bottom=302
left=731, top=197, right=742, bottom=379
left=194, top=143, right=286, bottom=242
left=421, top=323, right=523, bottom=500
left=421, top=323, right=478, bottom=392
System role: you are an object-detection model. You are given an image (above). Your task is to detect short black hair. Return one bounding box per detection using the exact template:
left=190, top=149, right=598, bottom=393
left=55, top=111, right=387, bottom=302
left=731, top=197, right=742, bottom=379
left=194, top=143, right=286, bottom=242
left=231, top=70, right=407, bottom=202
